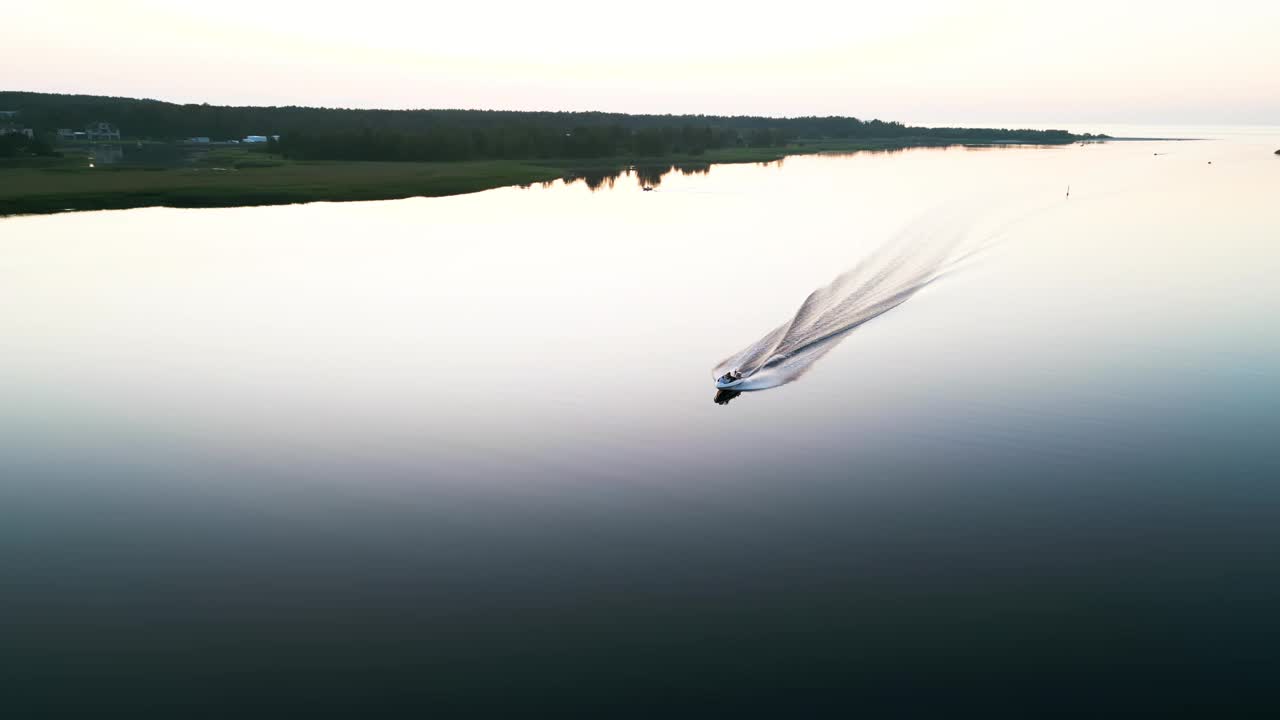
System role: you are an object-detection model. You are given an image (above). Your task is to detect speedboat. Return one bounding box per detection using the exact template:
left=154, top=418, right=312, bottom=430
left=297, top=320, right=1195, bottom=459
left=714, top=369, right=745, bottom=390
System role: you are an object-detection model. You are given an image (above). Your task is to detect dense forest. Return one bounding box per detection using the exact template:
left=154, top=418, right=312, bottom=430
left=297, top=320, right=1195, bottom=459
left=272, top=125, right=790, bottom=161
left=1, top=91, right=1096, bottom=162
left=0, top=132, right=56, bottom=158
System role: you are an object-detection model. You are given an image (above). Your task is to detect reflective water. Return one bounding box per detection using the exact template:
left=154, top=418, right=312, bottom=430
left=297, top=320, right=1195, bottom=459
left=2, top=127, right=1278, bottom=714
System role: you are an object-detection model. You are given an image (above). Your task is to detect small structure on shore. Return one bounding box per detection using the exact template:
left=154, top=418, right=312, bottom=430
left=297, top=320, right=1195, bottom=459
left=0, top=110, right=28, bottom=136
left=1, top=123, right=34, bottom=139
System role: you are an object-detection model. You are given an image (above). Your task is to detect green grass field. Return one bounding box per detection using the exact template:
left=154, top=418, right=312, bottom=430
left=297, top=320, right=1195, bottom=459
left=0, top=157, right=567, bottom=216
left=0, top=137, right=1071, bottom=216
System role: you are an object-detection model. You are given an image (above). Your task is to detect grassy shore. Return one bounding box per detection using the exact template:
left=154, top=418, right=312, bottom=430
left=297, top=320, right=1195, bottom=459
left=0, top=137, right=1075, bottom=217
left=0, top=157, right=567, bottom=216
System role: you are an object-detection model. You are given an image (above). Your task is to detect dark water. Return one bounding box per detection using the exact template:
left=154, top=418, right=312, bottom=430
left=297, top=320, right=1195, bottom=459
left=2, top=126, right=1278, bottom=715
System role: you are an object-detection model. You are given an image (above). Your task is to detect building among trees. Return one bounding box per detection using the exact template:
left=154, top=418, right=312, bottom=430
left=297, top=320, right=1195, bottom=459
left=0, top=110, right=33, bottom=139
left=85, top=122, right=121, bottom=141
left=1, top=123, right=34, bottom=139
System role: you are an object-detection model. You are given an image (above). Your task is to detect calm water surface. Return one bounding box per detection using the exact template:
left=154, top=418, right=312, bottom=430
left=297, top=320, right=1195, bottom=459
left=2, top=127, right=1278, bottom=714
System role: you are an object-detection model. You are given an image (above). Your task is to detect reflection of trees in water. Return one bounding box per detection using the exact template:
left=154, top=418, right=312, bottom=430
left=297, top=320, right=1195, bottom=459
left=814, top=144, right=1049, bottom=161
left=548, top=146, right=972, bottom=194
left=819, top=147, right=912, bottom=160
left=580, top=170, right=619, bottom=191
left=560, top=169, right=620, bottom=190
left=534, top=142, right=1071, bottom=195
left=634, top=164, right=670, bottom=189
left=557, top=161, right=710, bottom=192
left=88, top=145, right=125, bottom=165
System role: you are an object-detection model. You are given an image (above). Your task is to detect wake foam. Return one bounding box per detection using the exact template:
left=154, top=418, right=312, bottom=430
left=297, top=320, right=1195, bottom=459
left=712, top=209, right=1005, bottom=392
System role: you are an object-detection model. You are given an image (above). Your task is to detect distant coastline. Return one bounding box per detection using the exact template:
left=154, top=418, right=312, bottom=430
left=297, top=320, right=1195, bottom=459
left=1102, top=136, right=1201, bottom=141
left=0, top=91, right=1106, bottom=217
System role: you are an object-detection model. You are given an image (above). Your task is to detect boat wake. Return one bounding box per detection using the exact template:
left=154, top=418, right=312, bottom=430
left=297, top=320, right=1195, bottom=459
left=711, top=210, right=1006, bottom=397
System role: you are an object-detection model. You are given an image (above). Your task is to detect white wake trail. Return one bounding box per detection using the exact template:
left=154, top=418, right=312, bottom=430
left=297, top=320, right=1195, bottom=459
left=712, top=206, right=1028, bottom=393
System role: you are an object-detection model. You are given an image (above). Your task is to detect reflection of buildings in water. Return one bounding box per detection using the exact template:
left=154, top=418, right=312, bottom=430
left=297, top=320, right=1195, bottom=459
left=89, top=144, right=125, bottom=165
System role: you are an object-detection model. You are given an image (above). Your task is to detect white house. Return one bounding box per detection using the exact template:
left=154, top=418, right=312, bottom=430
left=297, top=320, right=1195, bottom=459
left=86, top=122, right=121, bottom=141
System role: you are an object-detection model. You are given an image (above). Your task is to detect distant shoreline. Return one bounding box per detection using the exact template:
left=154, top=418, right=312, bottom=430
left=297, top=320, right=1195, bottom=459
left=1, top=136, right=1105, bottom=218
left=1104, top=136, right=1201, bottom=141
left=1, top=90, right=1112, bottom=216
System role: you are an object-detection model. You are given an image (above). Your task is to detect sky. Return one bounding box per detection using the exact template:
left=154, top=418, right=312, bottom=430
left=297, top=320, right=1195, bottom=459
left=4, top=0, right=1278, bottom=124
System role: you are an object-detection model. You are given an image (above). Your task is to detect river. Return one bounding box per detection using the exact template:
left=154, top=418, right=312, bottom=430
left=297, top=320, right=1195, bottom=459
left=2, top=125, right=1278, bottom=714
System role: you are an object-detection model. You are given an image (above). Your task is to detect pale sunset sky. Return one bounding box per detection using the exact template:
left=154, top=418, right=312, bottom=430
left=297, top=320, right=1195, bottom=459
left=4, top=0, right=1277, bottom=124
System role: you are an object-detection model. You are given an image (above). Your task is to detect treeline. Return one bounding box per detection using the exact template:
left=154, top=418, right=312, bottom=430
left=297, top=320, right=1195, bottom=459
left=0, top=92, right=1095, bottom=150
left=0, top=133, right=56, bottom=158
left=276, top=125, right=788, bottom=162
